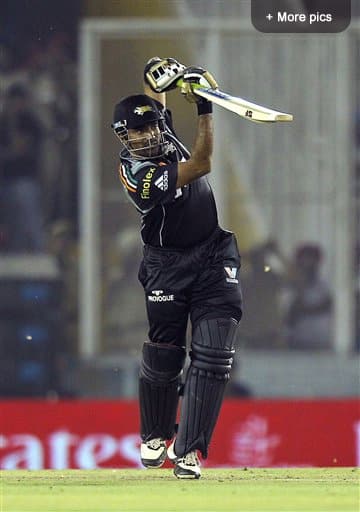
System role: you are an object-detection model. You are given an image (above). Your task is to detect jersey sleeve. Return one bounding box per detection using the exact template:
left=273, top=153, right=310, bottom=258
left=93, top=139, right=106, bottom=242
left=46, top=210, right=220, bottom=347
left=118, top=160, right=178, bottom=212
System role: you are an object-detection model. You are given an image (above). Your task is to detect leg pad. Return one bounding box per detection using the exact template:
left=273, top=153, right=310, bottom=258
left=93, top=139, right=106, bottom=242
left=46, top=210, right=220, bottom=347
left=175, top=318, right=238, bottom=458
left=139, top=341, right=186, bottom=441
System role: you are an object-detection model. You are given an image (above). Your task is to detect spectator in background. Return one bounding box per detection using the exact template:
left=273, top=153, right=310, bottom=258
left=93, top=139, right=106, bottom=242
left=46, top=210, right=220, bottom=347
left=26, top=34, right=78, bottom=231
left=0, top=40, right=28, bottom=100
left=239, top=240, right=288, bottom=348
left=285, top=244, right=333, bottom=350
left=0, top=82, right=46, bottom=252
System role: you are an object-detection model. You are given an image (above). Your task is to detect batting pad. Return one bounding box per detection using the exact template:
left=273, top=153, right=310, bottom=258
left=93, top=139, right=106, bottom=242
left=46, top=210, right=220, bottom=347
left=139, top=341, right=185, bottom=441
left=174, top=318, right=238, bottom=458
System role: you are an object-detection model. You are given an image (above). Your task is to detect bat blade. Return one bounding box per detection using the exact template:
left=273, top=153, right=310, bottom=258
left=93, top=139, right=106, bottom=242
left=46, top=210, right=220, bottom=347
left=193, top=87, right=293, bottom=123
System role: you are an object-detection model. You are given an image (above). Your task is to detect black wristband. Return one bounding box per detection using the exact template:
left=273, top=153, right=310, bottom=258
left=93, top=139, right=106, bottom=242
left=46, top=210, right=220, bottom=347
left=197, top=100, right=212, bottom=115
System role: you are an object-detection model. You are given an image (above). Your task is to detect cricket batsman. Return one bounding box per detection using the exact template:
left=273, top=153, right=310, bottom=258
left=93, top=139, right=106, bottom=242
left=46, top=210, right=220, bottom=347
left=111, top=57, right=243, bottom=479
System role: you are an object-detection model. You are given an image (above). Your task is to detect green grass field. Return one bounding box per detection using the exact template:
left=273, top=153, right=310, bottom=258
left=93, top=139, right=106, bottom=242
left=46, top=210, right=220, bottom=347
left=1, top=468, right=358, bottom=512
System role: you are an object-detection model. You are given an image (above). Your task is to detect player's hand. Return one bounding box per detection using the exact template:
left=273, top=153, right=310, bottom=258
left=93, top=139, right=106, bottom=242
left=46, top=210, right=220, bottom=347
left=182, top=66, right=218, bottom=89
left=180, top=66, right=218, bottom=103
left=144, top=57, right=186, bottom=93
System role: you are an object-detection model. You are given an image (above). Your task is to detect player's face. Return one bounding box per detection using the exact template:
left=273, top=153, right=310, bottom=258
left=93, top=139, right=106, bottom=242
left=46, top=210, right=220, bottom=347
left=127, top=121, right=162, bottom=158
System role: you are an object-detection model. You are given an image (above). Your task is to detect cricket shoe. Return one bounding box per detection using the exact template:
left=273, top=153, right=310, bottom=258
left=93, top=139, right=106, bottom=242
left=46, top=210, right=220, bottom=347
left=140, top=438, right=167, bottom=468
left=167, top=440, right=201, bottom=479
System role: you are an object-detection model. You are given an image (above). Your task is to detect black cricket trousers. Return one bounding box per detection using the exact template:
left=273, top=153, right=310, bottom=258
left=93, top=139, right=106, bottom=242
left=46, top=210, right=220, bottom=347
left=138, top=227, right=243, bottom=347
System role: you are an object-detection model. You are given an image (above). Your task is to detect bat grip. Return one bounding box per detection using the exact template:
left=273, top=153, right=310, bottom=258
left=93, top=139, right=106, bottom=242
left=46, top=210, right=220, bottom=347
left=176, top=78, right=209, bottom=94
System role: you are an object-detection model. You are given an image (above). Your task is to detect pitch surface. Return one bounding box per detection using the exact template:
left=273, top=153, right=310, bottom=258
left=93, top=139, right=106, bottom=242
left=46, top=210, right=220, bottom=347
left=1, top=468, right=358, bottom=511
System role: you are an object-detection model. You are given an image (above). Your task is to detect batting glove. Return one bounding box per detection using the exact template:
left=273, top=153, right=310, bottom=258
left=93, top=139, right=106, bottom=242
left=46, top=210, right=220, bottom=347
left=182, top=66, right=218, bottom=90
left=144, top=56, right=186, bottom=93
left=181, top=66, right=218, bottom=114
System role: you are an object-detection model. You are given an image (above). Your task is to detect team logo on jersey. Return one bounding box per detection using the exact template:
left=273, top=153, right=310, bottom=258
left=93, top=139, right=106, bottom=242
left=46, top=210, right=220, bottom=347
left=164, top=141, right=177, bottom=154
left=140, top=167, right=156, bottom=199
left=224, top=266, right=238, bottom=284
left=134, top=105, right=154, bottom=115
left=154, top=171, right=168, bottom=191
left=148, top=289, right=175, bottom=302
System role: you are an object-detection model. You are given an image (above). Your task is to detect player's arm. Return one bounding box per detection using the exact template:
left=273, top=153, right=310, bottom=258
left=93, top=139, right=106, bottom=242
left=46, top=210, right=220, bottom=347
left=144, top=59, right=217, bottom=187
left=176, top=112, right=213, bottom=187
left=143, top=82, right=166, bottom=108
left=176, top=66, right=218, bottom=187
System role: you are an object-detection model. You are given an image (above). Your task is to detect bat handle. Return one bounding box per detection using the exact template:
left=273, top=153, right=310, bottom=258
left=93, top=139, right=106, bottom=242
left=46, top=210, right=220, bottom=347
left=176, top=78, right=213, bottom=95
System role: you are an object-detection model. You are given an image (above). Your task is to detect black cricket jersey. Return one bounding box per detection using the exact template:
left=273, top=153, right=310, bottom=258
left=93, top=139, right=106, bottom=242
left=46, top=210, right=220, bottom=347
left=117, top=107, right=218, bottom=249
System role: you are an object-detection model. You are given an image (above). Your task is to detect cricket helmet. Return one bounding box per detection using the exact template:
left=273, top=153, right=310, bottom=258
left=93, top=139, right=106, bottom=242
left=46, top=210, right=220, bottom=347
left=112, top=94, right=167, bottom=159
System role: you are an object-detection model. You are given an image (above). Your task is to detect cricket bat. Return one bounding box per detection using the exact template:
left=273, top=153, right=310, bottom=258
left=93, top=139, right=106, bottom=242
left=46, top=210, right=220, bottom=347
left=178, top=81, right=293, bottom=123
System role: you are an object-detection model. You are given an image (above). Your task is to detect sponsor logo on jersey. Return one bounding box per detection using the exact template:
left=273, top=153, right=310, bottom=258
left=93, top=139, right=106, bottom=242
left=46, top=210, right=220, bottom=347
left=154, top=171, right=168, bottom=191
left=140, top=167, right=156, bottom=199
left=224, top=266, right=239, bottom=284
left=148, top=289, right=175, bottom=302
left=134, top=105, right=154, bottom=115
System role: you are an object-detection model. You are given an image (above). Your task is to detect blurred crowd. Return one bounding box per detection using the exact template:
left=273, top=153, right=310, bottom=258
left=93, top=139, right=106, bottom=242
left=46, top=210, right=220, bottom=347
left=0, top=34, right=78, bottom=253
left=239, top=240, right=334, bottom=351
left=0, top=35, right=79, bottom=382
